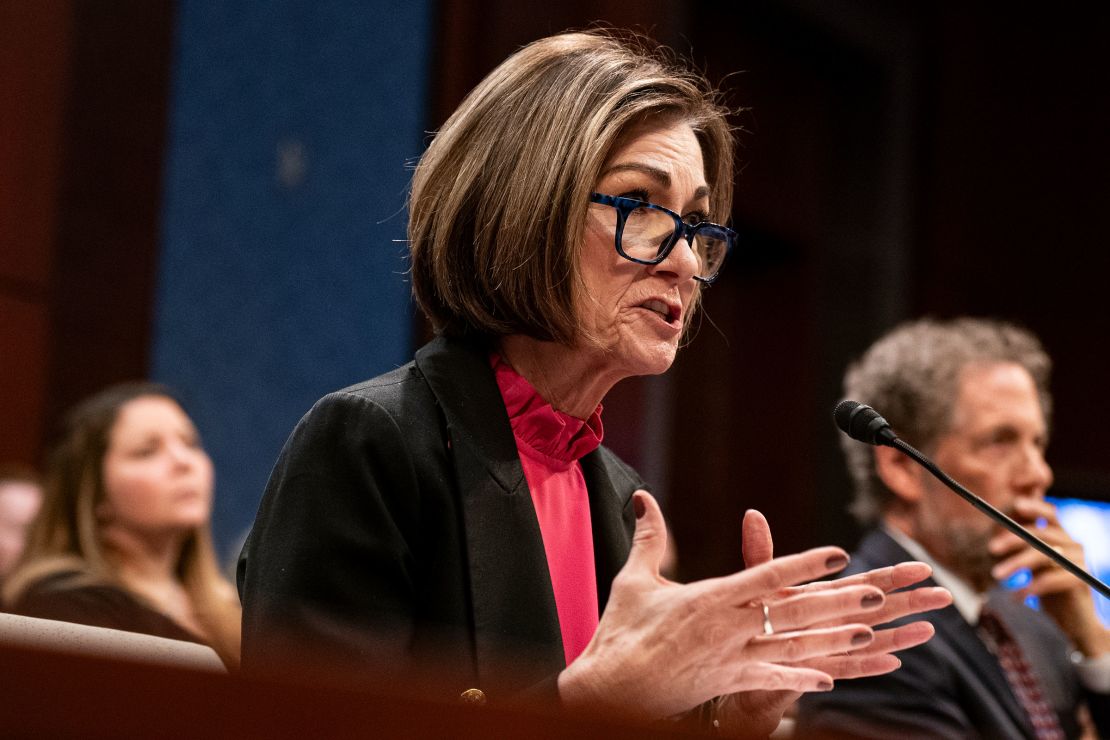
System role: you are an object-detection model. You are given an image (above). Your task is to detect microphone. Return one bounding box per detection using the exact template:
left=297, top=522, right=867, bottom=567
left=833, top=401, right=897, bottom=447
left=833, top=400, right=1110, bottom=599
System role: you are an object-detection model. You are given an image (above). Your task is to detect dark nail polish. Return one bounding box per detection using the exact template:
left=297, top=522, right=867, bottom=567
left=633, top=495, right=645, bottom=519
left=861, top=593, right=884, bottom=609
left=851, top=632, right=872, bottom=647
left=817, top=681, right=834, bottom=692
left=825, top=554, right=849, bottom=571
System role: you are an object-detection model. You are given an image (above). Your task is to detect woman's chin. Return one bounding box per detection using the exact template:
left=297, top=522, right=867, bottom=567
left=623, top=342, right=679, bottom=378
left=157, top=510, right=210, bottom=535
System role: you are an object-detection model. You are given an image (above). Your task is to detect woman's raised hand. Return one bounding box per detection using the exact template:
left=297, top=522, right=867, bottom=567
left=713, top=509, right=952, bottom=735
left=557, top=491, right=903, bottom=721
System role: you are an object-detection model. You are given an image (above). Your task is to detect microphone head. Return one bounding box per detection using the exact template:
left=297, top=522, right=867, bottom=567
left=833, top=400, right=898, bottom=447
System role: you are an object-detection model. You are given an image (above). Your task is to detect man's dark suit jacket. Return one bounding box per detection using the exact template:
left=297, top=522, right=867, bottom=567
left=796, top=529, right=1108, bottom=739
left=238, top=336, right=643, bottom=704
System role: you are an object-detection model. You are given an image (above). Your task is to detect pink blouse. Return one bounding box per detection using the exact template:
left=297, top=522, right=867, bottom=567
left=490, top=354, right=603, bottom=665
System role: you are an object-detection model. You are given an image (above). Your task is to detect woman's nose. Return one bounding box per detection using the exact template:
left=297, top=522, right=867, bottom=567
left=167, top=441, right=196, bottom=469
left=650, top=233, right=699, bottom=281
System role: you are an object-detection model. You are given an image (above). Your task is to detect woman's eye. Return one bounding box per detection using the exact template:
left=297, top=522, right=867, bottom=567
left=685, top=211, right=709, bottom=225
left=619, top=189, right=650, bottom=204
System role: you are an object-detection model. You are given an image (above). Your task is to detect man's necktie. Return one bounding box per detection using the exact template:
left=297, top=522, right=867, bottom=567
left=977, top=606, right=1066, bottom=740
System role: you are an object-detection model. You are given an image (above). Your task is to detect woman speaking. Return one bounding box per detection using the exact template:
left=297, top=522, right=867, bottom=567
left=239, top=30, right=950, bottom=733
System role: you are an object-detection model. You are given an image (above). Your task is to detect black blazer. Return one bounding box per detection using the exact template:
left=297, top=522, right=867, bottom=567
left=238, top=336, right=643, bottom=703
left=795, top=529, right=1105, bottom=739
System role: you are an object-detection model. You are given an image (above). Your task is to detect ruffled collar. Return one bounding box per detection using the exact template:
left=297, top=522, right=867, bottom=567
left=490, top=353, right=604, bottom=464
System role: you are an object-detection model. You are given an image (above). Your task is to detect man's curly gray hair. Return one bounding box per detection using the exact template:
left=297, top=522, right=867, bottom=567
left=841, top=317, right=1052, bottom=525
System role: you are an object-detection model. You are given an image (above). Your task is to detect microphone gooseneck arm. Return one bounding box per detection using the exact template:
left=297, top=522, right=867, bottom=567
left=834, top=400, right=1110, bottom=600
left=890, top=436, right=1110, bottom=599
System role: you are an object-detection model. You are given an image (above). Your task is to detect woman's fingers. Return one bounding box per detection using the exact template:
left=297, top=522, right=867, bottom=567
left=829, top=586, right=952, bottom=629
left=804, top=653, right=903, bottom=680
left=698, top=546, right=852, bottom=607
left=766, top=561, right=934, bottom=603
left=831, top=561, right=933, bottom=593
left=728, top=662, right=835, bottom=694
left=742, top=509, right=774, bottom=568
left=769, top=559, right=950, bottom=630
left=794, top=622, right=935, bottom=680
left=743, top=624, right=875, bottom=664
left=852, top=620, right=935, bottom=656
left=803, top=572, right=950, bottom=630
left=622, top=490, right=669, bottom=581
left=761, top=585, right=886, bottom=632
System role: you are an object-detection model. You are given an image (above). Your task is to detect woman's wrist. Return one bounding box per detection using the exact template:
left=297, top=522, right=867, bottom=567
left=557, top=656, right=653, bottom=721
left=556, top=657, right=600, bottom=711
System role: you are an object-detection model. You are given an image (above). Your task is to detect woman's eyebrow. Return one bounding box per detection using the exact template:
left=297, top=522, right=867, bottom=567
left=601, top=162, right=671, bottom=187
left=600, top=163, right=712, bottom=203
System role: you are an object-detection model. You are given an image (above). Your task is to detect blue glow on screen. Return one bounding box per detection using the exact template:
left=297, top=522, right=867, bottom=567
left=1047, top=496, right=1110, bottom=626
left=1000, top=568, right=1040, bottom=610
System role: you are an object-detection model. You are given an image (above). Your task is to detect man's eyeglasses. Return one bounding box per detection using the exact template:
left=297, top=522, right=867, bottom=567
left=589, top=193, right=735, bottom=283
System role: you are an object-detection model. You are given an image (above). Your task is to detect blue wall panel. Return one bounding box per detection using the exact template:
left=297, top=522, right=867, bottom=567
left=154, top=1, right=431, bottom=558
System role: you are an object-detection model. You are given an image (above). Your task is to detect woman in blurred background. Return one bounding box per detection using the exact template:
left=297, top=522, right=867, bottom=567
left=3, top=382, right=241, bottom=668
left=240, top=30, right=950, bottom=732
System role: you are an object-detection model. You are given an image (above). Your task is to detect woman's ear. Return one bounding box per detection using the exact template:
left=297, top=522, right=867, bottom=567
left=874, top=445, right=926, bottom=505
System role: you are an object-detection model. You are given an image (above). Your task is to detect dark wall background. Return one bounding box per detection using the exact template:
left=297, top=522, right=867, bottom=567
left=2, top=1, right=173, bottom=468
left=669, top=1, right=1110, bottom=579
left=3, top=1, right=1108, bottom=571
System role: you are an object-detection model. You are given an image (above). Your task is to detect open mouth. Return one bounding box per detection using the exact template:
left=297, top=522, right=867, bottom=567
left=638, top=298, right=679, bottom=324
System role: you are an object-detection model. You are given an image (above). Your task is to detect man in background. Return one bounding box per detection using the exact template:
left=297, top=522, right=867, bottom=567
left=797, top=317, right=1109, bottom=738
left=0, top=466, right=42, bottom=588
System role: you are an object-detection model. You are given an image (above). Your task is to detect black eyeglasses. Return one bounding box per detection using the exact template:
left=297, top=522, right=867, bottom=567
left=589, top=192, right=735, bottom=283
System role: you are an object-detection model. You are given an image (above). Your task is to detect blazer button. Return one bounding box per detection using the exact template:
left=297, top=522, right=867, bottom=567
left=459, top=688, right=487, bottom=706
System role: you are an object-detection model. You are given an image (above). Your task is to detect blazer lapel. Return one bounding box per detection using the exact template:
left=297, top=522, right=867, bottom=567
left=579, top=449, right=637, bottom=613
left=415, top=337, right=564, bottom=692
left=858, top=530, right=1035, bottom=738
left=931, top=605, right=1036, bottom=738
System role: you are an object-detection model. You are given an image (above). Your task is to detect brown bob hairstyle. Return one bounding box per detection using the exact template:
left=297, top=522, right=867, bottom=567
left=409, top=30, right=735, bottom=344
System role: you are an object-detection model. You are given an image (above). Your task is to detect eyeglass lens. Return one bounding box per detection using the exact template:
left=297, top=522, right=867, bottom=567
left=621, top=206, right=727, bottom=279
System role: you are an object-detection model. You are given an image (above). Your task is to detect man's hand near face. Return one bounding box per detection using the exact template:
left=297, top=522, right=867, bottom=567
left=989, top=496, right=1110, bottom=658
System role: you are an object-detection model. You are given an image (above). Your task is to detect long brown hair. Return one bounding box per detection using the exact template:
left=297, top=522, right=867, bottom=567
left=4, top=382, right=241, bottom=667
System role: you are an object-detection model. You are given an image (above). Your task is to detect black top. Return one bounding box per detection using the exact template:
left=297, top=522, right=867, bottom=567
left=9, top=570, right=203, bottom=645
